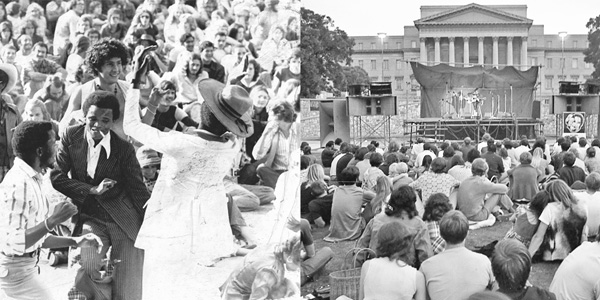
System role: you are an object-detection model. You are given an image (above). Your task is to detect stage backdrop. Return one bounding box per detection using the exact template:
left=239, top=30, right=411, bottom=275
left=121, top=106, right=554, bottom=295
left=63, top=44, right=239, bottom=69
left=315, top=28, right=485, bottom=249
left=410, top=62, right=539, bottom=118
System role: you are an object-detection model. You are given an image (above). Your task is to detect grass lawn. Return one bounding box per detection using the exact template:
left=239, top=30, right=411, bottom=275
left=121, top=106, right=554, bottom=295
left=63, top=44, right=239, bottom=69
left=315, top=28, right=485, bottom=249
left=301, top=218, right=560, bottom=298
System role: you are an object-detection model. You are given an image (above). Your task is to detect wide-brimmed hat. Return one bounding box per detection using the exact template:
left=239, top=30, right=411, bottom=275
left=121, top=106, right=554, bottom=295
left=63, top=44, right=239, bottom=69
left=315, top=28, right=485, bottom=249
left=0, top=63, right=18, bottom=94
left=198, top=79, right=253, bottom=137
left=136, top=146, right=161, bottom=167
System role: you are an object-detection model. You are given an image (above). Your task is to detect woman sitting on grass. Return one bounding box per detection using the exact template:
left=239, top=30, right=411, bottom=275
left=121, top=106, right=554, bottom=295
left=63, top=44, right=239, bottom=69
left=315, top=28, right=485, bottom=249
left=504, top=190, right=550, bottom=247
left=422, top=193, right=453, bottom=255
left=359, top=222, right=426, bottom=300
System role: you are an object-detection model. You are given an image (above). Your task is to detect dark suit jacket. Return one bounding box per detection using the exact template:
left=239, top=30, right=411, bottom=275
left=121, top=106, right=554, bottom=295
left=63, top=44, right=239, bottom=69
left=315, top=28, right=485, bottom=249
left=50, top=125, right=150, bottom=241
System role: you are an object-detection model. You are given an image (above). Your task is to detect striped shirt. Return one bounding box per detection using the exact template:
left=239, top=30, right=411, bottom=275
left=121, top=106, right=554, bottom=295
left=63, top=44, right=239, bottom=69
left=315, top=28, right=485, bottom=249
left=271, top=130, right=290, bottom=171
left=0, top=158, right=50, bottom=255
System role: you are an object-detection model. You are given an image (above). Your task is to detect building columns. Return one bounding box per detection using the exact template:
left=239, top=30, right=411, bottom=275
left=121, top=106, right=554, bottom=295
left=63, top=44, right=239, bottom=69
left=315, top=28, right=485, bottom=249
left=492, top=36, right=499, bottom=68
left=449, top=37, right=455, bottom=66
left=478, top=36, right=484, bottom=65
left=507, top=36, right=514, bottom=66
left=521, top=36, right=528, bottom=70
left=434, top=37, right=441, bottom=64
left=420, top=37, right=427, bottom=64
left=463, top=37, right=470, bottom=67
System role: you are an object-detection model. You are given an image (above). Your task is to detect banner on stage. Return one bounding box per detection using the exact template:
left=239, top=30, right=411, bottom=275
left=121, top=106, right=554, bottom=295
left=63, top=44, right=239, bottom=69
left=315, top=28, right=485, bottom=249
left=563, top=112, right=586, bottom=138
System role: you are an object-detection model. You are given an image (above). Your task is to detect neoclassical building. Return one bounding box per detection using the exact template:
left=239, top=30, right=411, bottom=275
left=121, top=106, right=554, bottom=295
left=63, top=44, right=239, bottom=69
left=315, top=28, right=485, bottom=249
left=351, top=3, right=592, bottom=106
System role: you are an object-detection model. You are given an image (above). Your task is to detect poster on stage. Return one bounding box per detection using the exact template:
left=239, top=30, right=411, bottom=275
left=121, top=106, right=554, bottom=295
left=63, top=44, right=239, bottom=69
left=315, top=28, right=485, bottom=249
left=563, top=112, right=586, bottom=138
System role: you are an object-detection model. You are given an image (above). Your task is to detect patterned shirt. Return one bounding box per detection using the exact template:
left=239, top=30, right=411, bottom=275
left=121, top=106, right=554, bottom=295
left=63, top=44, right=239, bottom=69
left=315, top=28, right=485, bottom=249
left=0, top=158, right=50, bottom=255
left=409, top=172, right=460, bottom=205
left=426, top=220, right=446, bottom=255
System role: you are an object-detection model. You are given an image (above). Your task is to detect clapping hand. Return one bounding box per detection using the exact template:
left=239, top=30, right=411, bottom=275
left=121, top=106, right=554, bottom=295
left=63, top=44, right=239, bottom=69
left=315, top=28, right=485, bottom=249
left=75, top=233, right=103, bottom=254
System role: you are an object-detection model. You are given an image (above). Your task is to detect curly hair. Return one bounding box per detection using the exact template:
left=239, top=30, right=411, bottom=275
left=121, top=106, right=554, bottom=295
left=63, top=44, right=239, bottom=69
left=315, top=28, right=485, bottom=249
left=422, top=193, right=452, bottom=222
left=85, top=38, right=129, bottom=76
left=12, top=121, right=54, bottom=164
left=385, top=186, right=418, bottom=218
left=271, top=101, right=296, bottom=123
left=184, top=53, right=203, bottom=77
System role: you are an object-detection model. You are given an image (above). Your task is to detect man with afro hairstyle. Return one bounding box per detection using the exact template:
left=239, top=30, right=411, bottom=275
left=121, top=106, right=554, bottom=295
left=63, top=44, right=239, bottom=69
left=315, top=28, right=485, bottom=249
left=60, top=38, right=131, bottom=141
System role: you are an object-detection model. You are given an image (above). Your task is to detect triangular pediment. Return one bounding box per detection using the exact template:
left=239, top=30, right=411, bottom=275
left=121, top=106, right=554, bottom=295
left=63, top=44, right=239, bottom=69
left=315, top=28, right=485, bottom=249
left=415, top=3, right=533, bottom=27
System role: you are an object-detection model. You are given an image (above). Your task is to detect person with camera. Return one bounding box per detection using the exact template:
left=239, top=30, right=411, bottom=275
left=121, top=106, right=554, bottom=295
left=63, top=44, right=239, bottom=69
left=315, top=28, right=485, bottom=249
left=0, top=121, right=102, bottom=300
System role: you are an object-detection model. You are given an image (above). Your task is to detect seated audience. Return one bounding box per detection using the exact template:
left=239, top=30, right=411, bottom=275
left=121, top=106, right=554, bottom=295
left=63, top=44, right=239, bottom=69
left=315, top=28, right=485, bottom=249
left=359, top=222, right=427, bottom=300
left=528, top=180, right=587, bottom=261
left=492, top=239, right=556, bottom=300
left=321, top=140, right=336, bottom=168
left=324, top=166, right=375, bottom=242
left=504, top=190, right=550, bottom=247
left=300, top=219, right=333, bottom=286
left=447, top=155, right=471, bottom=183
left=361, top=152, right=385, bottom=192
left=558, top=152, right=586, bottom=187
left=422, top=193, right=453, bottom=255
left=419, top=211, right=495, bottom=300
left=549, top=226, right=600, bottom=300
left=389, top=162, right=413, bottom=190
left=573, top=172, right=600, bottom=240
left=362, top=176, right=393, bottom=224
left=457, top=158, right=513, bottom=221
left=409, top=157, right=459, bottom=207
left=507, top=152, right=539, bottom=201
left=357, top=186, right=432, bottom=268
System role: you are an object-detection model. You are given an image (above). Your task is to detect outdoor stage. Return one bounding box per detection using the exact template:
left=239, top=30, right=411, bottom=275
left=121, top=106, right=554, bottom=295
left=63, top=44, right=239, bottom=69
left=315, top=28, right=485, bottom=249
left=404, top=117, right=544, bottom=142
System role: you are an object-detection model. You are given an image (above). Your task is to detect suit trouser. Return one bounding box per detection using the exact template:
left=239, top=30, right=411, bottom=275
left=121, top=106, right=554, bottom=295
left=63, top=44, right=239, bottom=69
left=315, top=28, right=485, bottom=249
left=76, top=218, right=144, bottom=300
left=0, top=255, right=55, bottom=300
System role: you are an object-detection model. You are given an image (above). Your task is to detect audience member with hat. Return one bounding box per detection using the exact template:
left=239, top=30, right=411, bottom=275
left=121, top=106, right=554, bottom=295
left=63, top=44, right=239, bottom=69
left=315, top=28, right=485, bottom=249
left=123, top=47, right=255, bottom=298
left=136, top=145, right=161, bottom=192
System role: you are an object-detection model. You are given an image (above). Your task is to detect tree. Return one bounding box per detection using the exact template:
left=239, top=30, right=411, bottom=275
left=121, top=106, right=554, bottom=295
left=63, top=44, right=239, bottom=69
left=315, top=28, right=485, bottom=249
left=584, top=14, right=600, bottom=79
left=330, top=66, right=371, bottom=96
left=300, top=8, right=354, bottom=98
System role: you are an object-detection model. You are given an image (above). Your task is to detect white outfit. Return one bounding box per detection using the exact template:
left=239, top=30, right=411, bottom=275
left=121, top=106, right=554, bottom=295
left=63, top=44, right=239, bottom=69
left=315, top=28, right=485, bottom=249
left=362, top=257, right=418, bottom=300
left=123, top=89, right=239, bottom=299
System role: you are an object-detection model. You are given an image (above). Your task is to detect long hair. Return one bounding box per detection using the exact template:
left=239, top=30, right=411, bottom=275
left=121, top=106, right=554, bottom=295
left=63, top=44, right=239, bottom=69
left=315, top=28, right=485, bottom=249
left=385, top=186, right=418, bottom=218
left=22, top=99, right=52, bottom=122
left=546, top=180, right=578, bottom=208
left=370, top=176, right=393, bottom=216
left=305, top=164, right=325, bottom=186
left=531, top=147, right=544, bottom=169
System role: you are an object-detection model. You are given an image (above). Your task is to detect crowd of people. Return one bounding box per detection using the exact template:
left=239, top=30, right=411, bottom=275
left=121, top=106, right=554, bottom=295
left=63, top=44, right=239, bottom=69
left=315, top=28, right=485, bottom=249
left=300, top=134, right=600, bottom=300
left=0, top=0, right=302, bottom=299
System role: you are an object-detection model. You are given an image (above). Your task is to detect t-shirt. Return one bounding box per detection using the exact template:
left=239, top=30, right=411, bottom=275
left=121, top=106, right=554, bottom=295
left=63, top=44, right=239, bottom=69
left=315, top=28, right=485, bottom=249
left=573, top=191, right=600, bottom=238
left=549, top=242, right=600, bottom=300
left=538, top=202, right=587, bottom=261
left=420, top=247, right=494, bottom=300
left=362, top=258, right=418, bottom=300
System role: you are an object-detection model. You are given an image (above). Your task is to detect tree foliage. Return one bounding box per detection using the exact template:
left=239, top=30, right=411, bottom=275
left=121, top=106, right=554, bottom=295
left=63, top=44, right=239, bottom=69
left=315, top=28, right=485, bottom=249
left=330, top=66, right=371, bottom=96
left=300, top=8, right=354, bottom=98
left=584, top=14, right=600, bottom=79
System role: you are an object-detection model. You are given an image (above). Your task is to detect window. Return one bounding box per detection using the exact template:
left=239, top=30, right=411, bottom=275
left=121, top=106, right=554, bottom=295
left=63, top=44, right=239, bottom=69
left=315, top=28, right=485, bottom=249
left=383, top=76, right=391, bottom=82
left=531, top=39, right=537, bottom=47
left=371, top=60, right=377, bottom=70
left=383, top=59, right=389, bottom=70
left=546, top=41, right=552, bottom=48
left=560, top=58, right=565, bottom=69
left=546, top=58, right=552, bottom=68
left=573, top=40, right=578, bottom=48
left=369, top=76, right=378, bottom=82
left=558, top=75, right=567, bottom=81
left=396, top=59, right=402, bottom=70
left=586, top=62, right=592, bottom=69
left=371, top=42, right=376, bottom=50
left=530, top=57, right=538, bottom=66
left=411, top=40, right=417, bottom=48
left=545, top=76, right=553, bottom=90
left=570, top=75, right=580, bottom=81
left=395, top=76, right=404, bottom=90
left=572, top=58, right=578, bottom=69
left=384, top=42, right=388, bottom=49
left=358, top=60, right=363, bottom=68
left=358, top=43, right=363, bottom=50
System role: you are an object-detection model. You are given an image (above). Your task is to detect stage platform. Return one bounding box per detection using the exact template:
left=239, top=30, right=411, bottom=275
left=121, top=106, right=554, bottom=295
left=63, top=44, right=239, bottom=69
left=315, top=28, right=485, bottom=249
left=403, top=117, right=544, bottom=142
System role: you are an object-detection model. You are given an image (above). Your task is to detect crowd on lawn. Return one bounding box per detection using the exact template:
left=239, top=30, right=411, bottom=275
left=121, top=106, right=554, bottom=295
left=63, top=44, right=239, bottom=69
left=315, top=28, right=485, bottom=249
left=300, top=134, right=600, bottom=300
left=0, top=0, right=303, bottom=299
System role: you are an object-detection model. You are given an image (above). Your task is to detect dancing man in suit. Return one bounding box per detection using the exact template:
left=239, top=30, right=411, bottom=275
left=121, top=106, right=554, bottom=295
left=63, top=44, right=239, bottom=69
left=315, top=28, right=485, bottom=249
left=51, top=90, right=150, bottom=300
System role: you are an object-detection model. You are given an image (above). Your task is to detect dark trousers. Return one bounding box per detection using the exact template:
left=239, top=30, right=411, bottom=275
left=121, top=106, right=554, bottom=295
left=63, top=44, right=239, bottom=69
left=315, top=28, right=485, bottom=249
left=308, top=197, right=333, bottom=224
left=76, top=218, right=144, bottom=300
left=256, top=166, right=285, bottom=189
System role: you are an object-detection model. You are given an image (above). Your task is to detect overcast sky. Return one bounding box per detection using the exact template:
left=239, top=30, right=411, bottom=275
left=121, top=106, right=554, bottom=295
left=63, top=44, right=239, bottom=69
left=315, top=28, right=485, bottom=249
left=302, top=0, right=598, bottom=36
